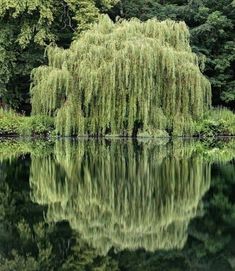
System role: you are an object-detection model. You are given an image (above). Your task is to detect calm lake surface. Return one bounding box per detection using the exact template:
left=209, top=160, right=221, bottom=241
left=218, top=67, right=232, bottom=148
left=0, top=138, right=235, bottom=271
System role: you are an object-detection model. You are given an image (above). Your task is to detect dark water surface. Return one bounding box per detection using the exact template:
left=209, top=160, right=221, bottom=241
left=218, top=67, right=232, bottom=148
left=0, top=138, right=235, bottom=271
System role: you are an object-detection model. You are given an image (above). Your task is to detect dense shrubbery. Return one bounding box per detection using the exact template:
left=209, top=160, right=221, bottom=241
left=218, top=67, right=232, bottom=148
left=0, top=109, right=54, bottom=136
left=136, top=108, right=235, bottom=138
left=196, top=108, right=235, bottom=137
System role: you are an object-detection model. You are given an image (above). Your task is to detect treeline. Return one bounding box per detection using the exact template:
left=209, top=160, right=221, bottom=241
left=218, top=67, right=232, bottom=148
left=0, top=0, right=234, bottom=113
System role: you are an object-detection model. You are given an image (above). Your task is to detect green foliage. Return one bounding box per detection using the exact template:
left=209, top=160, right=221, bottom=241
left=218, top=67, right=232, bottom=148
left=137, top=128, right=169, bottom=138
left=0, top=0, right=234, bottom=119
left=0, top=109, right=54, bottom=136
left=117, top=0, right=235, bottom=107
left=196, top=108, right=235, bottom=137
left=0, top=0, right=117, bottom=110
left=0, top=251, right=38, bottom=271
left=0, top=109, right=20, bottom=135
left=171, top=114, right=196, bottom=137
left=68, top=0, right=118, bottom=34
left=20, top=115, right=55, bottom=136
left=31, top=16, right=211, bottom=136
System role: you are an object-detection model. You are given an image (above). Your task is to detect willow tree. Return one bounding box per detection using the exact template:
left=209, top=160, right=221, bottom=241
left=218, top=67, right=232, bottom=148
left=30, top=140, right=211, bottom=254
left=30, top=15, right=211, bottom=137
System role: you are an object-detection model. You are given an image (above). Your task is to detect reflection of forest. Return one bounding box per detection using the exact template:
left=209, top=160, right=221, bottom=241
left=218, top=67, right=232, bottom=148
left=30, top=140, right=211, bottom=254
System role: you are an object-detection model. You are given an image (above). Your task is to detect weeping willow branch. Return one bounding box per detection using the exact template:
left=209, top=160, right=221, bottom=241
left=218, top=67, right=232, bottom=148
left=30, top=140, right=211, bottom=254
left=30, top=15, right=211, bottom=137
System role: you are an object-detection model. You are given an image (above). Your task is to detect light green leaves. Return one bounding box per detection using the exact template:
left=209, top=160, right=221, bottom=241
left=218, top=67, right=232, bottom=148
left=31, top=16, right=211, bottom=136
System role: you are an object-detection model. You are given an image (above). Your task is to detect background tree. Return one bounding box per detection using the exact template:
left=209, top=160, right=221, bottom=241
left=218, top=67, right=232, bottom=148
left=0, top=0, right=117, bottom=112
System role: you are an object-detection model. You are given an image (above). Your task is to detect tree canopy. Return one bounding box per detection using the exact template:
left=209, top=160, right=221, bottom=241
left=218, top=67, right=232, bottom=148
left=0, top=0, right=234, bottom=115
left=115, top=0, right=235, bottom=108
left=0, top=0, right=117, bottom=110
left=30, top=15, right=211, bottom=136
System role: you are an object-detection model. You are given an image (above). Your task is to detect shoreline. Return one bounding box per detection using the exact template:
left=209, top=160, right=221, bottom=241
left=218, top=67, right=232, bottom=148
left=0, top=135, right=235, bottom=140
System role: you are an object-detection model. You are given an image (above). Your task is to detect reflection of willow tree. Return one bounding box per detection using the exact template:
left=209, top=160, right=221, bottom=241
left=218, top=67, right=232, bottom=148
left=0, top=142, right=119, bottom=271
left=115, top=144, right=235, bottom=271
left=30, top=140, right=211, bottom=254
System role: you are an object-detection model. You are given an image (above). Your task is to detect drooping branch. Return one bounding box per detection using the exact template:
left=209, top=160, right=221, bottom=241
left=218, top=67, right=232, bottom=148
left=31, top=15, right=211, bottom=136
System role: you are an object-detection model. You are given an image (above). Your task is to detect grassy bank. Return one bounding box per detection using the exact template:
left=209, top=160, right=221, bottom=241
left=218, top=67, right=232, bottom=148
left=0, top=109, right=54, bottom=137
left=0, top=108, right=234, bottom=138
left=195, top=108, right=235, bottom=137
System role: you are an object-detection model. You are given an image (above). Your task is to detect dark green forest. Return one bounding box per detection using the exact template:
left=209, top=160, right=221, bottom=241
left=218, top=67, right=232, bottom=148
left=0, top=0, right=235, bottom=137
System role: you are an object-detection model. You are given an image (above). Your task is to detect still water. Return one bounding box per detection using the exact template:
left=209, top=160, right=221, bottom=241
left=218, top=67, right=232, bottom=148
left=0, top=138, right=235, bottom=271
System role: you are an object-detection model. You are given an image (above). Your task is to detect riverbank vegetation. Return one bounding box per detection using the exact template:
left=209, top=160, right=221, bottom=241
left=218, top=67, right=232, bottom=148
left=0, top=109, right=54, bottom=137
left=196, top=108, right=235, bottom=137
left=1, top=107, right=234, bottom=137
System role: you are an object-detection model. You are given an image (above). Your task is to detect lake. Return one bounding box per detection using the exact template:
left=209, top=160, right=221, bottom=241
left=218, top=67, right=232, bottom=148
left=0, top=138, right=235, bottom=270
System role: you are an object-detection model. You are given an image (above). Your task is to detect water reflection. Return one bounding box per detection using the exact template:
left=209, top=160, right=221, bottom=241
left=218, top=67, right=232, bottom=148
left=1, top=138, right=235, bottom=270
left=30, top=140, right=211, bottom=254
